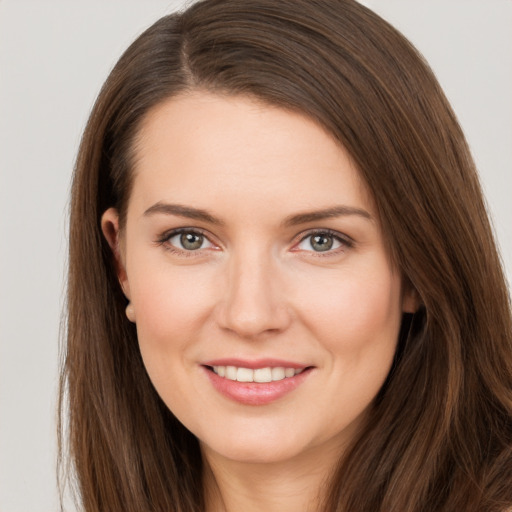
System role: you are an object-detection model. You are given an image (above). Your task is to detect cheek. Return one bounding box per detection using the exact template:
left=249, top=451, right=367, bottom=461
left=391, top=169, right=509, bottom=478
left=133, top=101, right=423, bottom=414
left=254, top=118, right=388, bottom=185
left=299, top=264, right=402, bottom=424
left=296, top=261, right=403, bottom=351
left=127, top=264, right=220, bottom=392
left=129, top=266, right=218, bottom=409
left=131, top=264, right=216, bottom=338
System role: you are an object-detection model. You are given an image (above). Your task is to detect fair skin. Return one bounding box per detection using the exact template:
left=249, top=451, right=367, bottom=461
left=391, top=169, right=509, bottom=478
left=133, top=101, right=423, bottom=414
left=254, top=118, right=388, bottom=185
left=102, top=91, right=416, bottom=512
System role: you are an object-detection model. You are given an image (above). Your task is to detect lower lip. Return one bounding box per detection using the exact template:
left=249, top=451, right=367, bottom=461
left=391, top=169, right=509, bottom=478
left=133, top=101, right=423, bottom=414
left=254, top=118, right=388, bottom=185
left=203, top=367, right=312, bottom=405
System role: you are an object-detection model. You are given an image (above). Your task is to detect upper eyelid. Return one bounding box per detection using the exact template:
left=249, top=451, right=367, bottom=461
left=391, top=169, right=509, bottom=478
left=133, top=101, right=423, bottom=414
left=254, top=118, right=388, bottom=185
left=157, top=226, right=211, bottom=242
left=156, top=227, right=218, bottom=256
left=293, top=228, right=353, bottom=245
left=290, top=230, right=354, bottom=257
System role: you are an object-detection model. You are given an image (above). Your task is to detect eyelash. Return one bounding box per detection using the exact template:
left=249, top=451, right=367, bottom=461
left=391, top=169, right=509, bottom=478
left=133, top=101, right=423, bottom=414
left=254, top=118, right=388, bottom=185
left=156, top=227, right=216, bottom=258
left=155, top=228, right=353, bottom=257
left=293, top=228, right=354, bottom=256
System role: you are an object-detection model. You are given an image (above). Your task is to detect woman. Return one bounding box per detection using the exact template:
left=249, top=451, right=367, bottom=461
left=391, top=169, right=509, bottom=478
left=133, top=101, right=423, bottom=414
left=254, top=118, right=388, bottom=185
left=60, top=0, right=512, bottom=510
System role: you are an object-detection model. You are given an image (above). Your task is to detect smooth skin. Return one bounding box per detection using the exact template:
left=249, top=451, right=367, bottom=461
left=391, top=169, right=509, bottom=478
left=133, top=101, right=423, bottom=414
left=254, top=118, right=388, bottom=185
left=102, top=91, right=417, bottom=512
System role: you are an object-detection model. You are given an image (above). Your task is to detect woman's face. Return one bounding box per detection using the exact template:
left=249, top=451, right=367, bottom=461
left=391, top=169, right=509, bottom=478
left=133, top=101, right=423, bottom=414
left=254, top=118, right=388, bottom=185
left=103, top=92, right=415, bottom=465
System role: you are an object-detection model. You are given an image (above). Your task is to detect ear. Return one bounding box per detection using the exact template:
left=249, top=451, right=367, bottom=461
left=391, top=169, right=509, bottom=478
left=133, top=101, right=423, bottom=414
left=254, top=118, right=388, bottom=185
left=101, top=207, right=131, bottom=299
left=402, top=282, right=421, bottom=314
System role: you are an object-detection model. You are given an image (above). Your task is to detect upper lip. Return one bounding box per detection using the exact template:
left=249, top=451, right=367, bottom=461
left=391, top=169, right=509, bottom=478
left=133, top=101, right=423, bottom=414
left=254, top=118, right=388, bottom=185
left=202, top=358, right=310, bottom=370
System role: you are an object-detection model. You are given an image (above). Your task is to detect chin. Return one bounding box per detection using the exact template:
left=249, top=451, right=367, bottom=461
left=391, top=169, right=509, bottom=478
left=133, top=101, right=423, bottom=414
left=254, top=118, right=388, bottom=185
left=198, top=423, right=328, bottom=466
left=203, top=440, right=306, bottom=465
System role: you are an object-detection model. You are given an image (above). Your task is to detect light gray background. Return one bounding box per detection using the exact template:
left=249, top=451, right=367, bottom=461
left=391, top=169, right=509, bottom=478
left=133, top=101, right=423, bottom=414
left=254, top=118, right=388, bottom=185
left=1, top=1, right=511, bottom=511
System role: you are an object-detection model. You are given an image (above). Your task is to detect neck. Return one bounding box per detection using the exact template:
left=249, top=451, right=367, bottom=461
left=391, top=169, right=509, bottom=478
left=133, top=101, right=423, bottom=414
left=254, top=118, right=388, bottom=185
left=202, top=442, right=343, bottom=512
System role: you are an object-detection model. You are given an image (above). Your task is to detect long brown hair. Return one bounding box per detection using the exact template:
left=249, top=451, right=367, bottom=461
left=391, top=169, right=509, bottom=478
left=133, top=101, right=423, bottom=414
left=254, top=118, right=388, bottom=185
left=60, top=1, right=512, bottom=510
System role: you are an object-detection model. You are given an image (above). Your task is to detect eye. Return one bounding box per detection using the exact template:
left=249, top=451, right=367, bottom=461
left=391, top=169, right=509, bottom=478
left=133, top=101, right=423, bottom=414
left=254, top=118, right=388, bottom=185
left=295, top=230, right=350, bottom=253
left=160, top=229, right=215, bottom=252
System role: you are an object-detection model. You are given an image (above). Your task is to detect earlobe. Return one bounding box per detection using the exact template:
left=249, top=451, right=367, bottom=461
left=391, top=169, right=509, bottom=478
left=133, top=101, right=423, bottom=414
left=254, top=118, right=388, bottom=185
left=101, top=207, right=131, bottom=299
left=125, top=302, right=136, bottom=323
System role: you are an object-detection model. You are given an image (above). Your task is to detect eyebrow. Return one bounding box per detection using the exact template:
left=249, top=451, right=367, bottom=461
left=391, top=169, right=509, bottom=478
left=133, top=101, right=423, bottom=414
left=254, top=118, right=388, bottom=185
left=282, top=206, right=373, bottom=227
left=144, top=202, right=373, bottom=227
left=143, top=202, right=225, bottom=225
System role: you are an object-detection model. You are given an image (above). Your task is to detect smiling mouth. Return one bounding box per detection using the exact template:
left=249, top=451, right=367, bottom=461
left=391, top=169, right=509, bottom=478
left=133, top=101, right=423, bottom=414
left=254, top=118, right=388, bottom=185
left=203, top=363, right=313, bottom=405
left=208, top=365, right=306, bottom=383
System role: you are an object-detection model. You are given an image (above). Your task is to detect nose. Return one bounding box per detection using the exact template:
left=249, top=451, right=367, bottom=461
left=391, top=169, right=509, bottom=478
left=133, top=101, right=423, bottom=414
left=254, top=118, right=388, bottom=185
left=215, top=249, right=292, bottom=339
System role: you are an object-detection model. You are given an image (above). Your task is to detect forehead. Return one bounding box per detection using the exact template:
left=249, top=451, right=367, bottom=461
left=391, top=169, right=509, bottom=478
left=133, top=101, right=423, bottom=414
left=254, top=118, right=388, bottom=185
left=129, top=91, right=374, bottom=218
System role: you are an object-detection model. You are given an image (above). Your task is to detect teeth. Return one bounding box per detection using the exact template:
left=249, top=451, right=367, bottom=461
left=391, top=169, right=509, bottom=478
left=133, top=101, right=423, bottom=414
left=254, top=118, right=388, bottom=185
left=212, top=365, right=304, bottom=383
left=271, top=367, right=285, bottom=380
left=254, top=368, right=272, bottom=383
left=236, top=367, right=253, bottom=382
left=225, top=366, right=237, bottom=380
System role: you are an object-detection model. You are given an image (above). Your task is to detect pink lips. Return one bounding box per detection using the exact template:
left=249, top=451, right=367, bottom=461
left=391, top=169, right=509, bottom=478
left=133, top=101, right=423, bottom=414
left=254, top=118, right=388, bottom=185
left=202, top=359, right=312, bottom=406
